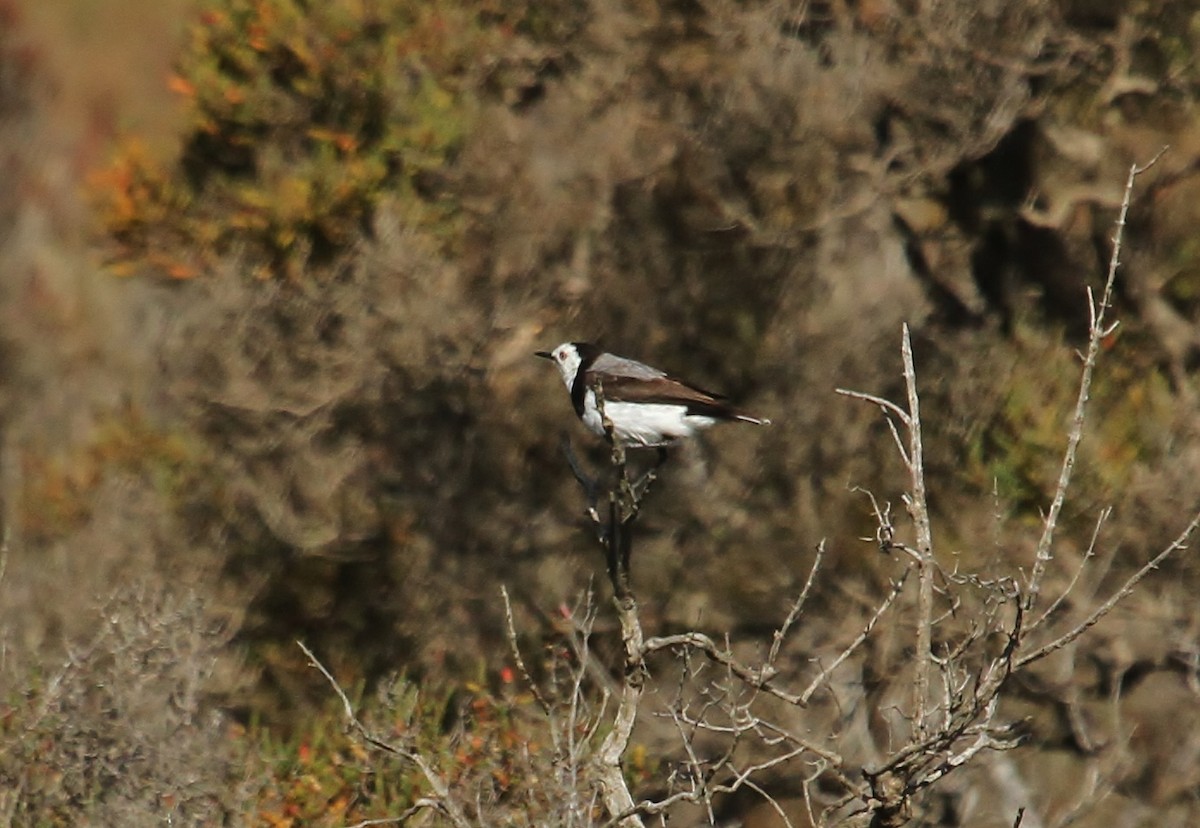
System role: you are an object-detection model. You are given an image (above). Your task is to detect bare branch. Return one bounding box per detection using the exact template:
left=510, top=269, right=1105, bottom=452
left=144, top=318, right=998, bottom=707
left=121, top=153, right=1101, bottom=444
left=588, top=379, right=648, bottom=827
left=500, top=585, right=553, bottom=717
left=801, top=568, right=911, bottom=705
left=297, top=641, right=472, bottom=828
left=618, top=741, right=816, bottom=827
left=764, top=541, right=825, bottom=674
left=1025, top=151, right=1164, bottom=612
left=853, top=487, right=897, bottom=552
left=593, top=613, right=646, bottom=826
left=836, top=388, right=912, bottom=465
left=1028, top=506, right=1110, bottom=634
left=839, top=327, right=936, bottom=743
left=741, top=778, right=796, bottom=828
left=1016, top=507, right=1200, bottom=668
left=900, top=323, right=937, bottom=740
left=835, top=388, right=913, bottom=427
left=644, top=631, right=807, bottom=707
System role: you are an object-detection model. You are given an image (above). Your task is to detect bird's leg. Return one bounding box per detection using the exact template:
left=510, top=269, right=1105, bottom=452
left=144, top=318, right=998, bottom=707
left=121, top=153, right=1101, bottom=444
left=560, top=434, right=605, bottom=540
left=561, top=433, right=599, bottom=500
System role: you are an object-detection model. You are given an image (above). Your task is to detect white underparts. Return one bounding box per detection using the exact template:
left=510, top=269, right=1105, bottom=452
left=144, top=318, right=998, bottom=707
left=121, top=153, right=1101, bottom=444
left=580, top=390, right=717, bottom=447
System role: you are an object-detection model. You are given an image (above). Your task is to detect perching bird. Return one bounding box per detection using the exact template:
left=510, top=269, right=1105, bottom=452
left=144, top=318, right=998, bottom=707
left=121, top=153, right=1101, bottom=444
left=536, top=341, right=769, bottom=448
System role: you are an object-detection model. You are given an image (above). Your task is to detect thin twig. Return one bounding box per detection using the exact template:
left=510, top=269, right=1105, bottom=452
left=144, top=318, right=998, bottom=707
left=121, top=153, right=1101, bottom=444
left=500, top=585, right=553, bottom=716
left=836, top=388, right=912, bottom=465
left=560, top=588, right=599, bottom=825
left=741, top=778, right=796, bottom=828
left=618, top=744, right=816, bottom=827
left=668, top=698, right=846, bottom=767
left=801, top=568, right=911, bottom=705
left=834, top=388, right=912, bottom=427
left=1016, top=507, right=1200, bottom=668
left=1025, top=149, right=1166, bottom=612
left=297, top=641, right=472, bottom=828
left=347, top=813, right=426, bottom=828
left=665, top=692, right=717, bottom=822
left=764, top=541, right=826, bottom=674
left=1028, top=506, right=1110, bottom=633
left=644, top=631, right=808, bottom=707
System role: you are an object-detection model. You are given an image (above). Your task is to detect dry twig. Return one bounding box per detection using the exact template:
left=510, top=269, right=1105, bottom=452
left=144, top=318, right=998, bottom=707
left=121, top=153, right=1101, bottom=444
left=297, top=641, right=471, bottom=828
left=1025, top=149, right=1166, bottom=612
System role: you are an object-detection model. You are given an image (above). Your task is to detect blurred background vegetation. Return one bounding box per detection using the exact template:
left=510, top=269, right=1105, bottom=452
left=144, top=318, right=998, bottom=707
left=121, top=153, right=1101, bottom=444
left=2, top=0, right=1200, bottom=823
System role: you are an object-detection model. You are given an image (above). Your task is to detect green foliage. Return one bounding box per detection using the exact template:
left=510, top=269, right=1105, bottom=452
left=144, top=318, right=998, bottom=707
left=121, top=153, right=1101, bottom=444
left=247, top=671, right=573, bottom=825
left=958, top=333, right=1173, bottom=515
left=92, top=0, right=497, bottom=280
left=249, top=696, right=422, bottom=826
left=966, top=346, right=1078, bottom=511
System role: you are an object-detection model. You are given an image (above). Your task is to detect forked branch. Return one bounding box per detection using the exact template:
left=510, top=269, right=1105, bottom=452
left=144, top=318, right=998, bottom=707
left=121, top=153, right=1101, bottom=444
left=837, top=324, right=937, bottom=738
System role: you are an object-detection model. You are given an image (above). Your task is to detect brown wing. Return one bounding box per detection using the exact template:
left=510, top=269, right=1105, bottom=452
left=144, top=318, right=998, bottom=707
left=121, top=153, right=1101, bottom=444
left=588, top=370, right=739, bottom=419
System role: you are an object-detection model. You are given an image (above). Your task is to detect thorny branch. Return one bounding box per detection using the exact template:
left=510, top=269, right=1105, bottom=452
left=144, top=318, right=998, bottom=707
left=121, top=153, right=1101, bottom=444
left=1024, top=148, right=1166, bottom=613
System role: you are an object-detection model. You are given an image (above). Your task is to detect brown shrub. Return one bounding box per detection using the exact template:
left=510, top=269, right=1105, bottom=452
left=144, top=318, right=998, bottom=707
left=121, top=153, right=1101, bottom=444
left=0, top=585, right=251, bottom=826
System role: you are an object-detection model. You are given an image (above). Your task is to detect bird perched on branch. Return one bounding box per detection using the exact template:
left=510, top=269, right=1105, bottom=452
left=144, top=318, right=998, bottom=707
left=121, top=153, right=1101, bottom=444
left=536, top=341, right=770, bottom=448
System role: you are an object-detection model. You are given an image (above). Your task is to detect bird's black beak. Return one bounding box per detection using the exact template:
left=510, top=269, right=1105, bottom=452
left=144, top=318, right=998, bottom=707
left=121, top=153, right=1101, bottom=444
left=534, top=350, right=554, bottom=360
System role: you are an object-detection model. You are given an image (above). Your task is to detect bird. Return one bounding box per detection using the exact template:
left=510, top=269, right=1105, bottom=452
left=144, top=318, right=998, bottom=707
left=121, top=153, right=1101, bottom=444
left=536, top=341, right=770, bottom=448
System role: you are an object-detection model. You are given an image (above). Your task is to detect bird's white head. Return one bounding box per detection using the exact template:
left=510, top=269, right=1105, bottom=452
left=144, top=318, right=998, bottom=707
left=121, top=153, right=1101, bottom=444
left=535, top=341, right=585, bottom=389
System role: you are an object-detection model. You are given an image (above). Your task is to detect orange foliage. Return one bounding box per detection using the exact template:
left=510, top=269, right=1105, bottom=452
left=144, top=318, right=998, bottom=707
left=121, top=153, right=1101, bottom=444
left=88, top=0, right=498, bottom=281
